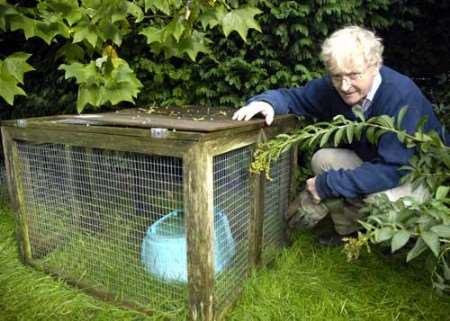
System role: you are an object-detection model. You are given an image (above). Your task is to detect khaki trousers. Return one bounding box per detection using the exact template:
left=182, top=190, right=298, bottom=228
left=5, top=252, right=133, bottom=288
left=310, top=148, right=429, bottom=235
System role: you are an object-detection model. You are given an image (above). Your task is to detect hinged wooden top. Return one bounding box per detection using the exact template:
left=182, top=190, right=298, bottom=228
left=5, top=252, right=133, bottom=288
left=53, top=106, right=271, bottom=132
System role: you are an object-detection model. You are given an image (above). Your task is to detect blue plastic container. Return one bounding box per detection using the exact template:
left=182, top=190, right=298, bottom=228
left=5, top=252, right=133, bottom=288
left=141, top=209, right=235, bottom=283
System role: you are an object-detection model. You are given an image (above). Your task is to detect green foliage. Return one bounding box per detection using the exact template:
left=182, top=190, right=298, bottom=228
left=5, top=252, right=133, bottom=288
left=59, top=54, right=143, bottom=112
left=251, top=107, right=450, bottom=292
left=2, top=1, right=447, bottom=121
left=0, top=52, right=34, bottom=105
left=0, top=0, right=263, bottom=112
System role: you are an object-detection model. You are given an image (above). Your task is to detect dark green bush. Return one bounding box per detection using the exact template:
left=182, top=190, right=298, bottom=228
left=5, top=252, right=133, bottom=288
left=1, top=0, right=448, bottom=122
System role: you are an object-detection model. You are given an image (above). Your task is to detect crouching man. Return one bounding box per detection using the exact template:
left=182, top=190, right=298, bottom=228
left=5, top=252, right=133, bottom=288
left=233, top=26, right=449, bottom=245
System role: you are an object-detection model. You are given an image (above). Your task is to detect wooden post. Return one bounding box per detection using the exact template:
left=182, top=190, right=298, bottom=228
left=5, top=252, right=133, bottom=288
left=184, top=143, right=215, bottom=321
left=9, top=139, right=33, bottom=262
left=1, top=128, right=19, bottom=210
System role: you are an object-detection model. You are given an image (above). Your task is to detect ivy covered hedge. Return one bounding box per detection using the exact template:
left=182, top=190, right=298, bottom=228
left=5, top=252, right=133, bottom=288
left=1, top=0, right=449, bottom=123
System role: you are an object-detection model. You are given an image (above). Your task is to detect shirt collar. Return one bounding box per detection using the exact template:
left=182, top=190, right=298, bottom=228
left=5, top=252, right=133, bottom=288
left=366, top=72, right=382, bottom=103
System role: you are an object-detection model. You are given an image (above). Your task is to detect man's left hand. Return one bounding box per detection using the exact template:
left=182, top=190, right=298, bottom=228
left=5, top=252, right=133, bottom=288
left=306, top=177, right=321, bottom=204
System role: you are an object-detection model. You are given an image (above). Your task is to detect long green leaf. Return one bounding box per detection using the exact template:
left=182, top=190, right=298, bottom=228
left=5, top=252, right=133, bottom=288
left=345, top=125, right=354, bottom=144
left=430, top=225, right=450, bottom=238
left=391, top=230, right=411, bottom=252
left=406, top=238, right=427, bottom=262
left=396, top=106, right=408, bottom=128
left=421, top=231, right=440, bottom=257
left=374, top=227, right=394, bottom=243
left=436, top=186, right=450, bottom=200
left=333, top=127, right=345, bottom=146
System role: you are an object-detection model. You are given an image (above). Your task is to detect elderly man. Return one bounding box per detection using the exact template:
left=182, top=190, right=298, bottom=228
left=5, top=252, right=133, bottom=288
left=233, top=26, right=449, bottom=245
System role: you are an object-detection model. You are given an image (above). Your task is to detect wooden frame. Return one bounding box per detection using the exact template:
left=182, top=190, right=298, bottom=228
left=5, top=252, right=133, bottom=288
left=1, top=109, right=298, bottom=321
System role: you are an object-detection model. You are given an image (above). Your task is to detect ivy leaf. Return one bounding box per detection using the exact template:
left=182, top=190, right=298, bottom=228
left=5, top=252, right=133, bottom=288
left=145, top=0, right=180, bottom=15
left=2, top=52, right=35, bottom=84
left=199, top=8, right=221, bottom=29
left=0, top=2, right=19, bottom=31
left=421, top=231, right=440, bottom=257
left=165, top=16, right=186, bottom=42
left=59, top=61, right=98, bottom=84
left=9, top=11, right=69, bottom=44
left=178, top=31, right=211, bottom=61
left=98, top=20, right=123, bottom=46
left=0, top=68, right=27, bottom=105
left=221, top=7, right=262, bottom=41
left=152, top=0, right=170, bottom=15
left=139, top=26, right=165, bottom=44
left=77, top=85, right=101, bottom=112
left=40, top=0, right=82, bottom=26
left=55, top=43, right=85, bottom=62
left=9, top=14, right=38, bottom=40
left=0, top=52, right=34, bottom=105
left=72, top=20, right=99, bottom=47
left=60, top=58, right=142, bottom=112
left=35, top=19, right=70, bottom=44
left=391, top=230, right=410, bottom=252
left=127, top=2, right=144, bottom=23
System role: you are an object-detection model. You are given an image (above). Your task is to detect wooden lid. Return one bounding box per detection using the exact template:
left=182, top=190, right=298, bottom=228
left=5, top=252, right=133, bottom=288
left=55, top=106, right=269, bottom=132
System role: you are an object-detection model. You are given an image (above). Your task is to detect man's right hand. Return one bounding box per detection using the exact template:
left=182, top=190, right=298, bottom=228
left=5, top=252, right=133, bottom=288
left=232, top=101, right=275, bottom=125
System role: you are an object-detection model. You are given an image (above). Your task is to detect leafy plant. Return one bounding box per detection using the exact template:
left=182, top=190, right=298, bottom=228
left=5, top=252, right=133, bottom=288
left=1, top=0, right=422, bottom=119
left=0, top=0, right=262, bottom=112
left=251, top=106, right=450, bottom=292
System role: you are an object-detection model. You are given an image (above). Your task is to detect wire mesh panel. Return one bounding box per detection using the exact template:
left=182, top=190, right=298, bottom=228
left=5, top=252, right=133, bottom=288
left=15, top=142, right=187, bottom=310
left=262, top=151, right=291, bottom=249
left=213, top=146, right=252, bottom=309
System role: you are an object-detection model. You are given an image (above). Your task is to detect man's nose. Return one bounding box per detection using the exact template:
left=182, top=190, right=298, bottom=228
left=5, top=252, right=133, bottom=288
left=340, top=78, right=352, bottom=92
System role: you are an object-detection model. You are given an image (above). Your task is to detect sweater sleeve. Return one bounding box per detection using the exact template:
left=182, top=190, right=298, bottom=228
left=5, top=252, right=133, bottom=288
left=246, top=78, right=334, bottom=120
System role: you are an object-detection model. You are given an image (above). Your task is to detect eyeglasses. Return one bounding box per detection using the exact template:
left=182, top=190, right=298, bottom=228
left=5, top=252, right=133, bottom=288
left=330, top=72, right=364, bottom=85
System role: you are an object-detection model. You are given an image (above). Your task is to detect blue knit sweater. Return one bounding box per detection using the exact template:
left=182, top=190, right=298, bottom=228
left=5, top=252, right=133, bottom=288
left=248, top=66, right=449, bottom=200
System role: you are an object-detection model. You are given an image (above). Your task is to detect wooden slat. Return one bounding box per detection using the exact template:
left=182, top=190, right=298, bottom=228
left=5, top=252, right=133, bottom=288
left=5, top=127, right=192, bottom=158
left=10, top=139, right=33, bottom=262
left=184, top=143, right=215, bottom=321
left=1, top=128, right=18, bottom=210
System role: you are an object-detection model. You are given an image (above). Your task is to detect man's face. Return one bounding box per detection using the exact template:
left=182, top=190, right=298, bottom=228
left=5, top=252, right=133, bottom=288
left=328, top=61, right=377, bottom=106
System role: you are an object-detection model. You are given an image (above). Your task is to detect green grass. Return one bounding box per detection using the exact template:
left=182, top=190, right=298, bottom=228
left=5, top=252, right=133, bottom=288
left=1, top=200, right=450, bottom=321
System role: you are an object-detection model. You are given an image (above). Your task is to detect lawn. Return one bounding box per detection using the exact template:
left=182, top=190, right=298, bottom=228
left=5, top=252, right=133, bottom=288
left=1, top=199, right=449, bottom=321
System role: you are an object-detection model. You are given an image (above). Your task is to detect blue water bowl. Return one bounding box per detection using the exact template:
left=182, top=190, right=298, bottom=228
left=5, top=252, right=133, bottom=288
left=141, top=208, right=235, bottom=283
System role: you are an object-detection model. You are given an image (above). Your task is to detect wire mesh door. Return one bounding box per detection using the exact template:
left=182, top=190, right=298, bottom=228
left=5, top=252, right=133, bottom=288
left=15, top=141, right=187, bottom=310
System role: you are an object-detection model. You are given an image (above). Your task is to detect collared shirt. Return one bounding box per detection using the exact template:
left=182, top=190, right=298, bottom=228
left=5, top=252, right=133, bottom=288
left=361, top=72, right=382, bottom=112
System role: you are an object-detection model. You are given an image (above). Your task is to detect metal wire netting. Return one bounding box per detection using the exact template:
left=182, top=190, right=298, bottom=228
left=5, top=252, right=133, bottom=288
left=16, top=142, right=187, bottom=309
left=14, top=140, right=292, bottom=314
left=263, top=152, right=291, bottom=249
left=213, top=146, right=252, bottom=309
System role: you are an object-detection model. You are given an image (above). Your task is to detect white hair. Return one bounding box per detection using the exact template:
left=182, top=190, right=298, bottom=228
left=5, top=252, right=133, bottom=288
left=320, top=26, right=384, bottom=72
